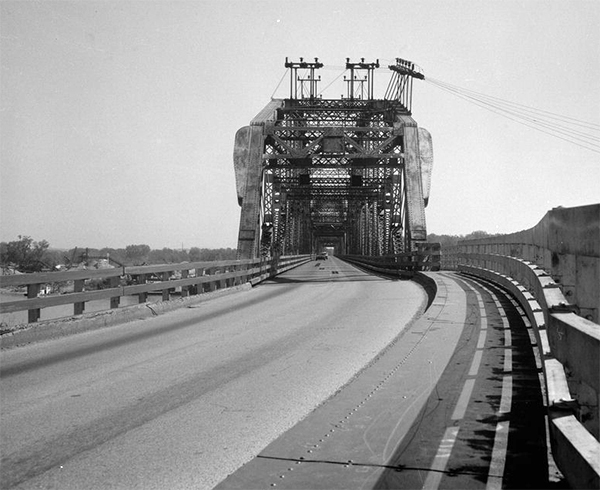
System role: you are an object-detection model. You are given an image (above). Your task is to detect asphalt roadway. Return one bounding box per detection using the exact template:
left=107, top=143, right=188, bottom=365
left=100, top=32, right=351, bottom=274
left=217, top=270, right=552, bottom=489
left=1, top=258, right=552, bottom=489
left=1, top=257, right=431, bottom=489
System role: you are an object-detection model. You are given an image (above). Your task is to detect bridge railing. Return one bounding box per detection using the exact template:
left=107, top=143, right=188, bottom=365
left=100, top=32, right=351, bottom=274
left=0, top=255, right=311, bottom=326
left=340, top=243, right=442, bottom=274
left=442, top=204, right=600, bottom=489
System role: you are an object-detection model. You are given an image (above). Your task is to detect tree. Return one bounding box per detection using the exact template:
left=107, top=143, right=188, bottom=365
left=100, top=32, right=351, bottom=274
left=464, top=230, right=497, bottom=240
left=188, top=247, right=202, bottom=262
left=428, top=230, right=500, bottom=248
left=0, top=236, right=50, bottom=272
left=125, top=244, right=151, bottom=265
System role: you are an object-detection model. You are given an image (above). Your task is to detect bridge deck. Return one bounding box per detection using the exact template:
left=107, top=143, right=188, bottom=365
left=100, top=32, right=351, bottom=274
left=0, top=259, right=553, bottom=489
left=218, top=269, right=552, bottom=489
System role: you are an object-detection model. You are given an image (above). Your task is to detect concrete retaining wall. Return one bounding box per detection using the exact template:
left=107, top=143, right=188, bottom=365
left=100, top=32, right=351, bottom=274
left=445, top=204, right=599, bottom=323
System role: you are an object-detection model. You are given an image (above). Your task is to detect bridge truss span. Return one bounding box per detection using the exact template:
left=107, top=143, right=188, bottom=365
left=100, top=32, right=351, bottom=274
left=234, top=58, right=434, bottom=261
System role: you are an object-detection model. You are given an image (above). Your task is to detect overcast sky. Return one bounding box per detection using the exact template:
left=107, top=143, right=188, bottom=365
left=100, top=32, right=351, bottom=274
left=1, top=0, right=598, bottom=250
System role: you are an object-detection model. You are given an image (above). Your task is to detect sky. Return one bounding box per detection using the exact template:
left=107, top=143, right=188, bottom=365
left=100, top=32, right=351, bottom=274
left=1, top=0, right=599, bottom=250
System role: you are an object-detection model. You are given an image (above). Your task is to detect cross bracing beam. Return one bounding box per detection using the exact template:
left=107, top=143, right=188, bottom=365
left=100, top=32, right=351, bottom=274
left=233, top=59, right=433, bottom=259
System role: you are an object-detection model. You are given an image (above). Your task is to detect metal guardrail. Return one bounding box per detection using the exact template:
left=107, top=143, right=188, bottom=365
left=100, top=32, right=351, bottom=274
left=0, top=255, right=311, bottom=325
left=457, top=256, right=600, bottom=489
left=340, top=245, right=442, bottom=274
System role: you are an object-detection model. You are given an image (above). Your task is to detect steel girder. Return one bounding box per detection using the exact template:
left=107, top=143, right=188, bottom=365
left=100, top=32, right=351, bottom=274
left=234, top=98, right=433, bottom=259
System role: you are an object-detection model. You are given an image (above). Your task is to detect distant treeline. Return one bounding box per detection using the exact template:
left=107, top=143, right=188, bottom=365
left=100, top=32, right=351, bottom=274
left=427, top=230, right=499, bottom=247
left=64, top=245, right=238, bottom=267
left=2, top=231, right=499, bottom=273
left=0, top=236, right=237, bottom=272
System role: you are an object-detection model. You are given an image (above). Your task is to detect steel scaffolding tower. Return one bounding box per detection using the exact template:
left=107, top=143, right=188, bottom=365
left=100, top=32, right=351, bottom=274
left=234, top=58, right=433, bottom=259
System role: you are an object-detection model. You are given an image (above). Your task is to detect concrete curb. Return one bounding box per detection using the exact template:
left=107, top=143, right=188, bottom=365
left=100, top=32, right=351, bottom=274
left=0, top=283, right=252, bottom=350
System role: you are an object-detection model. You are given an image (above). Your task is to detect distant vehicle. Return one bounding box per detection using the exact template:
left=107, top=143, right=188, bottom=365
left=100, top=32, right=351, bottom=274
left=316, top=252, right=328, bottom=260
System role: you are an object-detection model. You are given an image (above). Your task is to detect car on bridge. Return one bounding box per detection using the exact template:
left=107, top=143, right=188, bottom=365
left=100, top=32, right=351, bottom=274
left=316, top=252, right=328, bottom=260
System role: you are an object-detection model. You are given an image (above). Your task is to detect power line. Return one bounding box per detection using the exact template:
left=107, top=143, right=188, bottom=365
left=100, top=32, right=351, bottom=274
left=428, top=76, right=600, bottom=131
left=270, top=69, right=289, bottom=99
left=318, top=68, right=348, bottom=98
left=424, top=77, right=600, bottom=154
left=428, top=78, right=600, bottom=145
left=428, top=80, right=600, bottom=153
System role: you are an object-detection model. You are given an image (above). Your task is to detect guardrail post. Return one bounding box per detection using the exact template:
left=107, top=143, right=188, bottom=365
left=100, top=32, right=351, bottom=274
left=204, top=267, right=215, bottom=291
left=219, top=267, right=227, bottom=289
left=137, top=274, right=148, bottom=303
left=27, top=283, right=40, bottom=323
left=162, top=272, right=171, bottom=301
left=231, top=264, right=239, bottom=286
left=109, top=276, right=120, bottom=309
left=195, top=267, right=204, bottom=294
left=198, top=268, right=207, bottom=292
left=181, top=269, right=189, bottom=297
left=74, top=279, right=85, bottom=315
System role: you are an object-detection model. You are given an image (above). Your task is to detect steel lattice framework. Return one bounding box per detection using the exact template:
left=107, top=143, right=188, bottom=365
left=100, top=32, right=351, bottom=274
left=234, top=58, right=433, bottom=259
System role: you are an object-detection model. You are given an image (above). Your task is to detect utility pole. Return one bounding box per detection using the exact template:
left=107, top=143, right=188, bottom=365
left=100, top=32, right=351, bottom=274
left=285, top=57, right=323, bottom=99
left=344, top=58, right=380, bottom=100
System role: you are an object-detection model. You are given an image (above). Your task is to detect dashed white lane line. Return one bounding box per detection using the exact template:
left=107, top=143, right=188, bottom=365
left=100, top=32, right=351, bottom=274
left=422, top=426, right=460, bottom=490
left=451, top=378, right=476, bottom=421
left=498, top=375, right=513, bottom=414
left=503, top=348, right=512, bottom=373
left=477, top=283, right=514, bottom=490
left=469, top=350, right=483, bottom=377
left=423, top=280, right=488, bottom=488
left=476, top=330, right=487, bottom=349
left=487, top=421, right=511, bottom=490
left=424, top=277, right=516, bottom=490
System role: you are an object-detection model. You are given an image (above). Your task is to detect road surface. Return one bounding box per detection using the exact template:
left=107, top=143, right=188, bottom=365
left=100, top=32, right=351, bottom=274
left=1, top=257, right=428, bottom=489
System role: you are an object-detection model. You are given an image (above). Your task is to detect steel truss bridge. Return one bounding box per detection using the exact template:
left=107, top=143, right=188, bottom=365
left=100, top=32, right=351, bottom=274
left=234, top=58, right=434, bottom=263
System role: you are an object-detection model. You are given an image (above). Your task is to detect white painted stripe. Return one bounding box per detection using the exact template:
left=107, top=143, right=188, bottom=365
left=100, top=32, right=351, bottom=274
left=480, top=316, right=488, bottom=330
left=499, top=376, right=513, bottom=414
left=486, top=420, right=510, bottom=490
left=458, top=278, right=514, bottom=490
left=422, top=426, right=460, bottom=489
left=451, top=378, right=476, bottom=420
left=503, top=349, right=512, bottom=373
left=476, top=330, right=487, bottom=349
left=469, top=350, right=483, bottom=376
